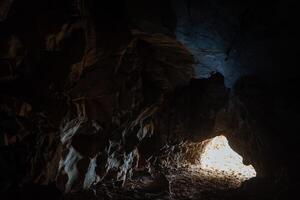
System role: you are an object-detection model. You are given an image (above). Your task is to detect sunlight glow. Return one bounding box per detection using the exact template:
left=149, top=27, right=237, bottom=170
left=198, top=135, right=256, bottom=183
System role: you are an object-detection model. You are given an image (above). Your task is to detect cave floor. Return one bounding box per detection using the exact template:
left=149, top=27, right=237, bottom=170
left=64, top=168, right=269, bottom=200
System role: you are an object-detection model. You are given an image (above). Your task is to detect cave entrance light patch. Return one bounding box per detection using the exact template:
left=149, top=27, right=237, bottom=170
left=191, top=135, right=256, bottom=186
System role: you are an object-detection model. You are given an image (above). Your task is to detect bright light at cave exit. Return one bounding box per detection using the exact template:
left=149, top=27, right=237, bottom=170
left=199, top=135, right=256, bottom=180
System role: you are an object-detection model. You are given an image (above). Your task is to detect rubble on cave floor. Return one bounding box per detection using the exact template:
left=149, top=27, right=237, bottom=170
left=64, top=167, right=262, bottom=200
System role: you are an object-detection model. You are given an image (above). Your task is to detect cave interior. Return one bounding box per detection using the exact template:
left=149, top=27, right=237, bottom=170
left=0, top=0, right=299, bottom=199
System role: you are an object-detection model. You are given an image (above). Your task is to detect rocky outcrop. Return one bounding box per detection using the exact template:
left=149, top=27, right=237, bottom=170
left=54, top=28, right=196, bottom=192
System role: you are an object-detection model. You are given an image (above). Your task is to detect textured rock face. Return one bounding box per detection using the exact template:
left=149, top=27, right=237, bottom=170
left=172, top=0, right=299, bottom=88
left=1, top=0, right=200, bottom=193
left=53, top=29, right=197, bottom=192
left=0, top=3, right=230, bottom=192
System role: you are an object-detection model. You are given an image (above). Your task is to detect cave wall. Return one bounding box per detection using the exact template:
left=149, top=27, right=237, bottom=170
left=172, top=0, right=299, bottom=87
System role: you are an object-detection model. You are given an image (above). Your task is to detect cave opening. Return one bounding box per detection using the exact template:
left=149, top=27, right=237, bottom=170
left=195, top=135, right=256, bottom=187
